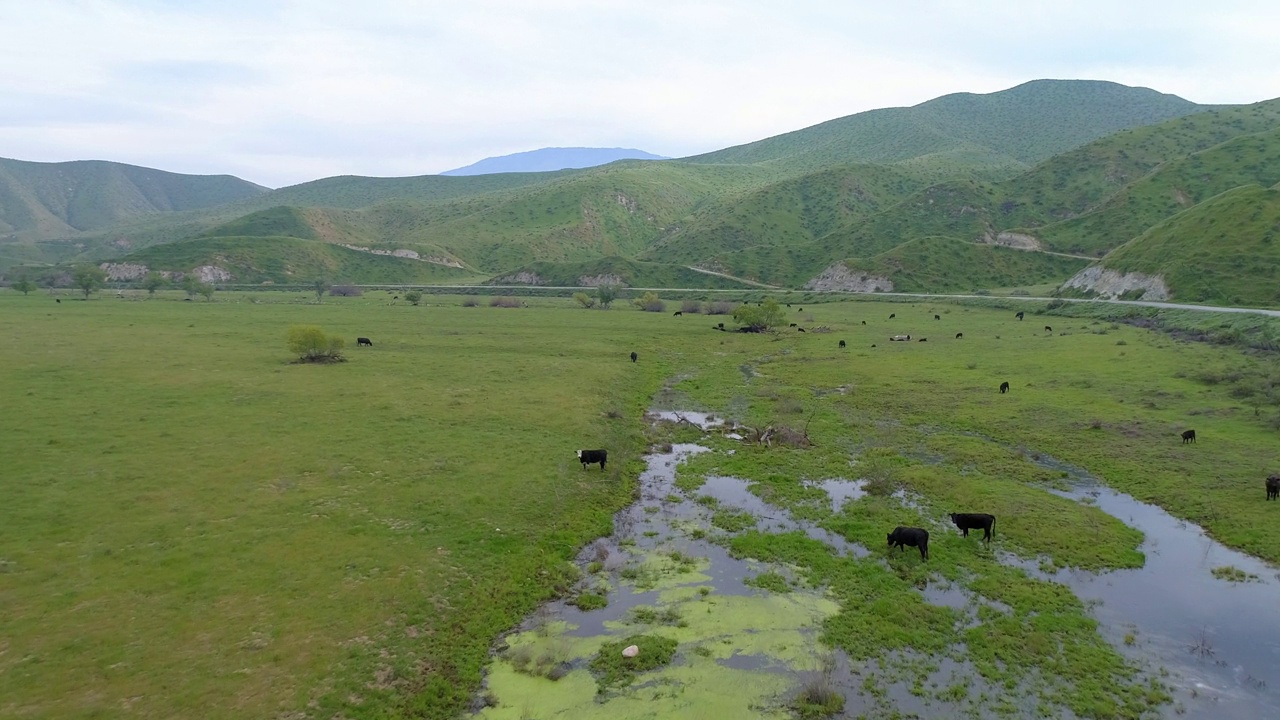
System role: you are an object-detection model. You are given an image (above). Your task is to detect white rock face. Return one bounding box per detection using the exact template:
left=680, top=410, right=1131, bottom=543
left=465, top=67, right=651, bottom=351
left=991, top=232, right=1043, bottom=250
left=192, top=265, right=232, bottom=283
left=98, top=263, right=149, bottom=281
left=493, top=271, right=545, bottom=285
left=1060, top=266, right=1170, bottom=301
left=803, top=264, right=894, bottom=292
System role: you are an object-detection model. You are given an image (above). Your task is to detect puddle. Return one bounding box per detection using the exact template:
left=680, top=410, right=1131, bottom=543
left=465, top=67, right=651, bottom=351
left=1026, top=454, right=1280, bottom=718
left=805, top=478, right=866, bottom=512
left=698, top=476, right=869, bottom=558
left=648, top=410, right=724, bottom=429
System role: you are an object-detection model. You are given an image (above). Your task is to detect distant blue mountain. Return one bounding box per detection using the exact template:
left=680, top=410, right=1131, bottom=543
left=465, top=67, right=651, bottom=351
left=440, top=147, right=668, bottom=176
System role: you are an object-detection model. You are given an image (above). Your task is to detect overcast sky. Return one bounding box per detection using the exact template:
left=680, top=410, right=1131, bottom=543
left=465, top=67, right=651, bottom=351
left=2, top=1, right=1279, bottom=188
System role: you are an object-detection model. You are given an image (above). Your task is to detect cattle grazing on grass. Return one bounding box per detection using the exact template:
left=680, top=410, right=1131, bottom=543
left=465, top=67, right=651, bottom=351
left=630, top=351, right=638, bottom=363
left=1000, top=381, right=1010, bottom=394
left=576, top=449, right=607, bottom=470
left=934, top=314, right=940, bottom=320
left=1182, top=429, right=1196, bottom=444
left=357, top=337, right=373, bottom=347
left=1266, top=475, right=1280, bottom=501
left=55, top=298, right=61, bottom=303
left=673, top=311, right=682, bottom=316
left=889, top=313, right=896, bottom=319
left=871, top=344, right=877, bottom=348
left=949, top=513, right=995, bottom=543
left=797, top=328, right=806, bottom=332
left=861, top=320, right=867, bottom=325
left=790, top=323, right=797, bottom=327
left=918, top=338, right=927, bottom=342
left=1044, top=326, right=1053, bottom=333
left=1016, top=311, right=1024, bottom=320
left=718, top=323, right=725, bottom=329
left=956, top=332, right=963, bottom=339
left=890, top=335, right=911, bottom=341
left=887, top=526, right=929, bottom=560
left=839, top=340, right=846, bottom=348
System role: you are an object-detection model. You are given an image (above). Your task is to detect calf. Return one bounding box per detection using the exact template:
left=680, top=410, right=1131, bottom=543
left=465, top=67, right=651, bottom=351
left=838, top=340, right=846, bottom=348
left=630, top=351, right=638, bottom=363
left=887, top=526, right=929, bottom=560
left=955, top=332, right=963, bottom=339
left=357, top=337, right=373, bottom=347
left=949, top=513, right=995, bottom=543
left=1266, top=474, right=1279, bottom=501
left=934, top=314, right=940, bottom=320
left=1016, top=311, right=1024, bottom=320
left=1181, top=429, right=1196, bottom=444
left=576, top=449, right=607, bottom=470
left=1000, top=381, right=1010, bottom=394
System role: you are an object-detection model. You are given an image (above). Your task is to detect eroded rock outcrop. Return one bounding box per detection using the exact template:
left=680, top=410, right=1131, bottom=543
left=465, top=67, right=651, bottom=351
left=578, top=274, right=627, bottom=287
left=803, top=264, right=894, bottom=292
left=98, top=263, right=149, bottom=281
left=492, top=271, right=545, bottom=285
left=1060, top=266, right=1170, bottom=301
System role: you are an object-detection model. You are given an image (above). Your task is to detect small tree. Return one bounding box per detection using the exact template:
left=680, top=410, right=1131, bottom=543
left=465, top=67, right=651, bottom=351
left=312, top=278, right=329, bottom=303
left=142, top=272, right=167, bottom=297
left=732, top=297, right=785, bottom=332
left=404, top=290, right=423, bottom=306
left=74, top=266, right=107, bottom=299
left=12, top=277, right=36, bottom=295
left=197, top=282, right=215, bottom=301
left=572, top=292, right=596, bottom=309
left=181, top=275, right=200, bottom=300
left=287, top=325, right=346, bottom=363
left=596, top=283, right=621, bottom=309
left=632, top=291, right=665, bottom=312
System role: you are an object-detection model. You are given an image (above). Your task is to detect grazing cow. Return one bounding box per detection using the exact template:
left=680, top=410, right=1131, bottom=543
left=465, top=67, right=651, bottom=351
left=949, top=513, right=995, bottom=543
left=673, top=311, right=683, bottom=316
left=890, top=335, right=911, bottom=341
left=790, top=323, right=797, bottom=327
left=934, top=314, right=941, bottom=320
left=357, top=337, right=373, bottom=347
left=787, top=303, right=792, bottom=307
left=798, top=307, right=803, bottom=312
left=839, top=340, right=846, bottom=348
left=55, top=298, right=61, bottom=304
left=1000, top=381, right=1010, bottom=394
left=887, top=526, right=929, bottom=560
left=576, top=449, right=607, bottom=470
left=1267, top=475, right=1280, bottom=501
left=1016, top=311, right=1024, bottom=320
left=918, top=338, right=927, bottom=342
left=630, top=351, right=638, bottom=363
left=871, top=344, right=877, bottom=348
left=1044, top=326, right=1053, bottom=333
left=797, top=328, right=806, bottom=333
left=1181, top=429, right=1196, bottom=444
left=718, top=323, right=725, bottom=329
left=889, top=313, right=896, bottom=319
left=393, top=296, right=399, bottom=300
left=955, top=332, right=963, bottom=339
left=861, top=320, right=867, bottom=325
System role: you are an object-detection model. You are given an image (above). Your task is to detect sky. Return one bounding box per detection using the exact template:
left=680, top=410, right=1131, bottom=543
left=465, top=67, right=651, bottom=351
left=2, top=1, right=1279, bottom=189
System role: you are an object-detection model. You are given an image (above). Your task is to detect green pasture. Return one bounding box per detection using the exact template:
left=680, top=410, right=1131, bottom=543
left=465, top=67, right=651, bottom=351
left=1, top=289, right=1276, bottom=719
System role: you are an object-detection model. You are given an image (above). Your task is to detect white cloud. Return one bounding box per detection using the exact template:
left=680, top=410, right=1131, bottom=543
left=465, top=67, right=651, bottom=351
left=1, top=0, right=1278, bottom=187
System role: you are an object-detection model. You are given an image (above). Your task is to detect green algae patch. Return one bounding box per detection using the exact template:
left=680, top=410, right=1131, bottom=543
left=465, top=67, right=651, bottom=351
left=618, top=550, right=712, bottom=591
left=591, top=634, right=678, bottom=693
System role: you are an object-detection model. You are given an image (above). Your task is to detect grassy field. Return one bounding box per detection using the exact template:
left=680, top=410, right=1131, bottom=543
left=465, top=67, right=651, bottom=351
left=2, top=289, right=1277, bottom=718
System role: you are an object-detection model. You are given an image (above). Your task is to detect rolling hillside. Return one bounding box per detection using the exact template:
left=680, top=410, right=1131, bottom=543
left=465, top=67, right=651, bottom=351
left=441, top=147, right=668, bottom=175
left=0, top=157, right=266, bottom=241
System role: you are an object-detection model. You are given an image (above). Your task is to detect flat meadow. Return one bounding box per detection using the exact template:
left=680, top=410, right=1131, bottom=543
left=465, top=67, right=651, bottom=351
left=1, top=288, right=1277, bottom=719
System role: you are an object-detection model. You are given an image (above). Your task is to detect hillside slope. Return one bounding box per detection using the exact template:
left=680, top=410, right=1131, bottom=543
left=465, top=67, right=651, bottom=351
left=441, top=147, right=667, bottom=176
left=0, top=158, right=266, bottom=240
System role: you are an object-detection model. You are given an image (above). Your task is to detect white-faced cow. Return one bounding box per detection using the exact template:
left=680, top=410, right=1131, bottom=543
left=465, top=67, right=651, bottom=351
left=949, top=513, right=995, bottom=544
left=1000, top=381, right=1010, bottom=394
left=887, top=526, right=929, bottom=560
left=577, top=449, right=607, bottom=470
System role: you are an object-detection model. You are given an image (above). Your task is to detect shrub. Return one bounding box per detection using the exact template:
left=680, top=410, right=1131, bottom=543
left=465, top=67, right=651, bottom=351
left=490, top=296, right=522, bottom=308
left=632, top=291, right=665, bottom=312
left=680, top=300, right=702, bottom=314
left=287, top=325, right=346, bottom=363
left=573, top=292, right=596, bottom=309
left=733, top=297, right=785, bottom=331
left=404, top=290, right=423, bottom=306
left=596, top=284, right=621, bottom=309
left=329, top=285, right=363, bottom=297
left=461, top=297, right=479, bottom=307
left=705, top=301, right=735, bottom=315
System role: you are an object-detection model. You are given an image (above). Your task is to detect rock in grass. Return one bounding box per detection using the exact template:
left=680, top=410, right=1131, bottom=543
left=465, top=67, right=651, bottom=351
left=622, top=645, right=639, bottom=658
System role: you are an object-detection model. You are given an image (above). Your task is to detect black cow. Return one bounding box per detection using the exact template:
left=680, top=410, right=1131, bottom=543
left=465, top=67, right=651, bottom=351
left=357, top=337, right=373, bottom=347
left=797, top=328, right=806, bottom=333
left=949, top=513, right=995, bottom=544
left=839, top=340, right=846, bottom=348
left=1000, top=381, right=1010, bottom=394
left=918, top=338, right=927, bottom=342
left=790, top=323, right=797, bottom=327
left=871, top=344, right=877, bottom=348
left=798, top=307, right=803, bottom=312
left=955, top=332, right=963, bottom=339
left=1266, top=475, right=1279, bottom=501
left=861, top=320, right=867, bottom=325
left=889, top=313, right=896, bottom=319
left=718, top=323, right=725, bottom=329
left=630, top=351, right=638, bottom=363
left=934, top=314, right=940, bottom=320
left=1016, top=311, right=1024, bottom=320
left=673, top=311, right=683, bottom=316
left=55, top=298, right=61, bottom=303
left=576, top=449, right=607, bottom=470
left=1181, top=429, right=1196, bottom=444
left=887, top=526, right=929, bottom=560
left=1044, top=326, right=1053, bottom=333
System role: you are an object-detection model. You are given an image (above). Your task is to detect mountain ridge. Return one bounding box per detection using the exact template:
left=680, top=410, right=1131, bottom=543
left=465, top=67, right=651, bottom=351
left=441, top=147, right=668, bottom=176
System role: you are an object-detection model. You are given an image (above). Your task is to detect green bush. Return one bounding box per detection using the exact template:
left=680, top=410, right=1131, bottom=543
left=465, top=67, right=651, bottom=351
left=287, top=325, right=346, bottom=363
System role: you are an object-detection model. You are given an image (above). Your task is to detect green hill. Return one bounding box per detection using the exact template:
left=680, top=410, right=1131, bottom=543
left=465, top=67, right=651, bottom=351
left=123, top=235, right=479, bottom=285
left=0, top=157, right=266, bottom=240
left=489, top=256, right=758, bottom=290
left=1079, top=185, right=1280, bottom=307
